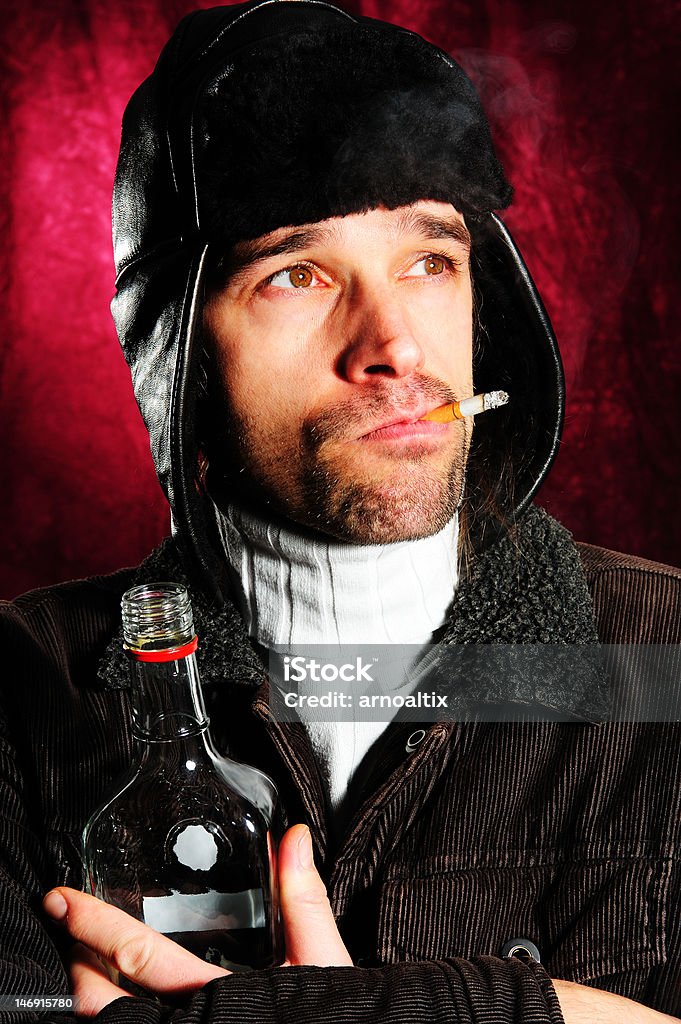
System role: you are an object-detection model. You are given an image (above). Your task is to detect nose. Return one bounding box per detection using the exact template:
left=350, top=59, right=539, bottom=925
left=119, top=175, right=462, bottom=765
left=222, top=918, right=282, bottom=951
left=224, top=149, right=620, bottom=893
left=338, top=291, right=425, bottom=383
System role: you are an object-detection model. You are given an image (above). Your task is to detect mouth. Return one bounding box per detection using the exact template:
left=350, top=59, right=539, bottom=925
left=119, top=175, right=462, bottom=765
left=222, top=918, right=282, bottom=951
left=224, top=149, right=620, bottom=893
left=357, top=405, right=451, bottom=443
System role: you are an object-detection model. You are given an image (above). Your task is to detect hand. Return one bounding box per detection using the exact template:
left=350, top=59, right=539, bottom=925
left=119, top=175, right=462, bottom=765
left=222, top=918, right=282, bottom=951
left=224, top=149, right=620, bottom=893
left=553, top=978, right=680, bottom=1023
left=43, top=824, right=352, bottom=1017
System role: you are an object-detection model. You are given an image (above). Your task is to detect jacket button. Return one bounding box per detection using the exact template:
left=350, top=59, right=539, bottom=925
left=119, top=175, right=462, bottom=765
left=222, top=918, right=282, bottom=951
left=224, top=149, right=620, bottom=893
left=500, top=938, right=541, bottom=963
left=405, top=729, right=426, bottom=753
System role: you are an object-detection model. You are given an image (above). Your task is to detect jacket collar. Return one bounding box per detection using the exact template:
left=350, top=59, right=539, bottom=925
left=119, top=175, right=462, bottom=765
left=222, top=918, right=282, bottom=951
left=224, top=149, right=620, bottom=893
left=432, top=504, right=609, bottom=722
left=97, top=505, right=608, bottom=722
left=97, top=536, right=266, bottom=692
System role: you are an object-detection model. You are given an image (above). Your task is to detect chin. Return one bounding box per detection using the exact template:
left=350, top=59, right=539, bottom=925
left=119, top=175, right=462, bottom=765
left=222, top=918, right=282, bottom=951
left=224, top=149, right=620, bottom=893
left=298, top=467, right=464, bottom=545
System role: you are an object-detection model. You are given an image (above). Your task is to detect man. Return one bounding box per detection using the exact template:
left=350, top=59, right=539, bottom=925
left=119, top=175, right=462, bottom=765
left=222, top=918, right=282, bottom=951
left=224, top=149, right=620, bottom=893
left=1, top=2, right=679, bottom=1022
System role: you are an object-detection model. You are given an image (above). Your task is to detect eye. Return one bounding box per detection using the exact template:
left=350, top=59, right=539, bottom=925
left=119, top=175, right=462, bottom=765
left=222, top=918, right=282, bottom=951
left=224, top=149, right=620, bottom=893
left=267, top=264, right=318, bottom=289
left=424, top=255, right=446, bottom=275
left=404, top=254, right=453, bottom=278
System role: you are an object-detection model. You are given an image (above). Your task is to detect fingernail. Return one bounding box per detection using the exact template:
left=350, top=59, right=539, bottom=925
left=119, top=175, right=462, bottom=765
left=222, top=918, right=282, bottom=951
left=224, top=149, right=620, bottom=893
left=43, top=890, right=68, bottom=921
left=297, top=827, right=314, bottom=869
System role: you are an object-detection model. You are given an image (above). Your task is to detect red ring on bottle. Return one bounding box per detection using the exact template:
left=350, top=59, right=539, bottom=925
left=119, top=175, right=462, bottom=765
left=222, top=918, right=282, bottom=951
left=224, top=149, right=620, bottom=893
left=127, top=636, right=199, bottom=662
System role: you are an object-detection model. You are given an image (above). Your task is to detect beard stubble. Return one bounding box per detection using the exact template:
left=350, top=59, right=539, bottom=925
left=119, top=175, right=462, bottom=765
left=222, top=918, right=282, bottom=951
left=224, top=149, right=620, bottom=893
left=207, top=375, right=472, bottom=544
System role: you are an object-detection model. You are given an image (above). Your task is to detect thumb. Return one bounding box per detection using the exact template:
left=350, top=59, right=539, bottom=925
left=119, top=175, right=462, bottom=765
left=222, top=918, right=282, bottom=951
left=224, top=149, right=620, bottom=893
left=278, top=825, right=353, bottom=967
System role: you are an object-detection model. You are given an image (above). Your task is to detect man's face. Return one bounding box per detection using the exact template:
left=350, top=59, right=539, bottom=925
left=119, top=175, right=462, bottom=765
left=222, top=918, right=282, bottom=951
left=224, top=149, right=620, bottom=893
left=204, top=200, right=474, bottom=544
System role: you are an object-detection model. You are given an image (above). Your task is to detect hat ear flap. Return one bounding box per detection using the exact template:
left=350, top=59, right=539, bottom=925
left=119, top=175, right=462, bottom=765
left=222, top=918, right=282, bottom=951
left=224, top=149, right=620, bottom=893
left=465, top=214, right=564, bottom=548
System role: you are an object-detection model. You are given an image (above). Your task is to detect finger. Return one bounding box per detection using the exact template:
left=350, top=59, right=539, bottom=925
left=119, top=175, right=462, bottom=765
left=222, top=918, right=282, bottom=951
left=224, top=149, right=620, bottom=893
left=44, top=888, right=229, bottom=996
left=69, top=942, right=130, bottom=1018
left=278, top=825, right=353, bottom=967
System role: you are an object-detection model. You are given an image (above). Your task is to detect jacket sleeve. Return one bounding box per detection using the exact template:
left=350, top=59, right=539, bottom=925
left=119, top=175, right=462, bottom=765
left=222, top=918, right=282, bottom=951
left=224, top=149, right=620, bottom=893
left=0, top=678, right=70, bottom=1007
left=95, top=959, right=564, bottom=1024
left=0, top=598, right=84, bottom=1011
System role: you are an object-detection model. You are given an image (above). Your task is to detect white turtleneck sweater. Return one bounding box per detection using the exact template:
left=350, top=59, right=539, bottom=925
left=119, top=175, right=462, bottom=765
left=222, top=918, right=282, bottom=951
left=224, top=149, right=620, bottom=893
left=216, top=504, right=459, bottom=830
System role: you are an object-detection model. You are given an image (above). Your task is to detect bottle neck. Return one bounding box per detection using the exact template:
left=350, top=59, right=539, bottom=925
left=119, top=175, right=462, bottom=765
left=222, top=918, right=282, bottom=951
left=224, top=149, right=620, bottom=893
left=128, top=648, right=210, bottom=746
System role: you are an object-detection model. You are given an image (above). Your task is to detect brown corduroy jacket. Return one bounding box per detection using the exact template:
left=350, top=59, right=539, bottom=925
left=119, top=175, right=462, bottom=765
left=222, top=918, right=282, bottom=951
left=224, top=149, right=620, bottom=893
left=1, top=507, right=680, bottom=1023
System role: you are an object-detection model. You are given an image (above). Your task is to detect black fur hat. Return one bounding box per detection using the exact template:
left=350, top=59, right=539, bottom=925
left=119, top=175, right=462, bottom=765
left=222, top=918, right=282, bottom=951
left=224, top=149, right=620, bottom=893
left=111, top=0, right=564, bottom=600
left=195, top=21, right=513, bottom=242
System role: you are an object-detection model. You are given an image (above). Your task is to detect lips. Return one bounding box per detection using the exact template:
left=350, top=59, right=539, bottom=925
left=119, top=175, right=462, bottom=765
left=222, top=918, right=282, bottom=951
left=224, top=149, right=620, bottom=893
left=357, top=405, right=450, bottom=442
left=358, top=401, right=432, bottom=434
left=308, top=390, right=456, bottom=446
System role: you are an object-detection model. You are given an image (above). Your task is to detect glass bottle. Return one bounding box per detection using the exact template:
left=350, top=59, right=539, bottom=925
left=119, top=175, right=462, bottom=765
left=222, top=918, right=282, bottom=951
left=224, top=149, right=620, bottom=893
left=82, top=582, right=282, bottom=974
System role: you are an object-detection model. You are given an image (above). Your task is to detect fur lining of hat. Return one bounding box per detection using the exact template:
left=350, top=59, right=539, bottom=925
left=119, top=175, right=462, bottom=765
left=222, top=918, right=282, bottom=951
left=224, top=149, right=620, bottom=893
left=196, top=24, right=513, bottom=244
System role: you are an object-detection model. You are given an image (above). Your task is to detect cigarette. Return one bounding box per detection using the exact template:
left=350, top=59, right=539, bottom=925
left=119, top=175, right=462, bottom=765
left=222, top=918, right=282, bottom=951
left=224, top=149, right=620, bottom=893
left=419, top=390, right=509, bottom=423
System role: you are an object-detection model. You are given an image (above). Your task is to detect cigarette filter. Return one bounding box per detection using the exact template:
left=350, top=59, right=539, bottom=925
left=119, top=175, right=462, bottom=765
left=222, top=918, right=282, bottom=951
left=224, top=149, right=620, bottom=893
left=420, top=390, right=509, bottom=423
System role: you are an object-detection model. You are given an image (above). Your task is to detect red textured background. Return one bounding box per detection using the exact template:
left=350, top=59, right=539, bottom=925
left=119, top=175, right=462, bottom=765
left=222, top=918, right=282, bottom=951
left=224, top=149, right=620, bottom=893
left=1, top=0, right=679, bottom=600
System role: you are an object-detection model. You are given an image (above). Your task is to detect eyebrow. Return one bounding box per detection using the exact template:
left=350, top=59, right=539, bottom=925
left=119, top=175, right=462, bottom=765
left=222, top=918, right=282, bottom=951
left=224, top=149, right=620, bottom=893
left=220, top=226, right=335, bottom=283
left=219, top=208, right=472, bottom=284
left=393, top=209, right=472, bottom=253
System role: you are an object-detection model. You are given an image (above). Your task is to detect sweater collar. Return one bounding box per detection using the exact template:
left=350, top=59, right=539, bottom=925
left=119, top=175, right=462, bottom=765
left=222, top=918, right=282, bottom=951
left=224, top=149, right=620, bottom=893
left=214, top=504, right=459, bottom=647
left=96, top=505, right=608, bottom=722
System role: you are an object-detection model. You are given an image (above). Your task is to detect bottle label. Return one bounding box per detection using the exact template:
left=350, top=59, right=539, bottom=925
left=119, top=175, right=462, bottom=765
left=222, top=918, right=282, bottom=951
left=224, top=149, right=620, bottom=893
left=142, top=889, right=265, bottom=932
